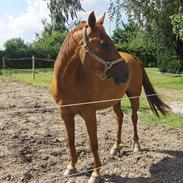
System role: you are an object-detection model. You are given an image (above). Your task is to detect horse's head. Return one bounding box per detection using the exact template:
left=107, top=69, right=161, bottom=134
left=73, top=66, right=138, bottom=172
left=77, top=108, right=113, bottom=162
left=74, top=12, right=128, bottom=85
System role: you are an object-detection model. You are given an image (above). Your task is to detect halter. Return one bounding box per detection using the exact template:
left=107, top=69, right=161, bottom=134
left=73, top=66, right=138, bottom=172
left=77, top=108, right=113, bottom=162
left=82, top=26, right=124, bottom=80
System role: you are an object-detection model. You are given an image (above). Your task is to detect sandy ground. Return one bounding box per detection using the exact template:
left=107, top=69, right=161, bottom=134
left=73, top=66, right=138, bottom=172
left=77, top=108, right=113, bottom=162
left=0, top=79, right=183, bottom=183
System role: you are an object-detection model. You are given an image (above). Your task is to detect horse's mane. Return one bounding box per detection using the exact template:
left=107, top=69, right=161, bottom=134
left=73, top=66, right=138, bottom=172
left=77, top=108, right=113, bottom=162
left=60, top=21, right=87, bottom=60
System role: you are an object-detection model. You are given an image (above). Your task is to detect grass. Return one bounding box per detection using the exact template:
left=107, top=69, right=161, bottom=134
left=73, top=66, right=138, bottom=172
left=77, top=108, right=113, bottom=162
left=1, top=67, right=183, bottom=129
left=146, top=68, right=183, bottom=90
left=0, top=68, right=53, bottom=88
left=121, top=95, right=183, bottom=129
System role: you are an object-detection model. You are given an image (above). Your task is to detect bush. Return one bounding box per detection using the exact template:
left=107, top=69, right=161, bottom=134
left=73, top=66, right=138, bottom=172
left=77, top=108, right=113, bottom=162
left=158, top=51, right=182, bottom=73
left=0, top=50, right=5, bottom=69
left=31, top=31, right=67, bottom=59
left=1, top=32, right=67, bottom=69
left=116, top=44, right=157, bottom=67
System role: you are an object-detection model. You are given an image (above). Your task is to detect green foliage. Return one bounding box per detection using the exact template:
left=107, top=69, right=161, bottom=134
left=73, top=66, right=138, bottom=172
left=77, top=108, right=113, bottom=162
left=43, top=0, right=83, bottom=32
left=3, top=38, right=28, bottom=58
left=32, top=31, right=67, bottom=59
left=171, top=13, right=183, bottom=41
left=158, top=51, right=182, bottom=73
left=1, top=32, right=67, bottom=69
left=112, top=23, right=157, bottom=67
left=117, top=44, right=157, bottom=67
left=112, top=23, right=140, bottom=44
left=121, top=0, right=183, bottom=73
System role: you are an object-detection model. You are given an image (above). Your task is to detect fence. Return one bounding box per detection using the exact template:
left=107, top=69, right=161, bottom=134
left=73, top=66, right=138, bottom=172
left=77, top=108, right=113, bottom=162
left=1, top=56, right=55, bottom=79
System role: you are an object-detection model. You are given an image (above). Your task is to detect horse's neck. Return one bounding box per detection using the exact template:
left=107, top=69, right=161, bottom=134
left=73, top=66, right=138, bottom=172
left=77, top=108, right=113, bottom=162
left=60, top=57, right=81, bottom=85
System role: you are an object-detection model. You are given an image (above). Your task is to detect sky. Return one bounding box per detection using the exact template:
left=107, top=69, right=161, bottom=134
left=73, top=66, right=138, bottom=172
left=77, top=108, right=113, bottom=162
left=0, top=0, right=127, bottom=49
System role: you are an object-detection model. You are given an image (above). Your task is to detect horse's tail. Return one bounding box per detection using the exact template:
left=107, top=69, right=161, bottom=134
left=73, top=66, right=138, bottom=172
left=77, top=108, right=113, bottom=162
left=142, top=67, right=171, bottom=117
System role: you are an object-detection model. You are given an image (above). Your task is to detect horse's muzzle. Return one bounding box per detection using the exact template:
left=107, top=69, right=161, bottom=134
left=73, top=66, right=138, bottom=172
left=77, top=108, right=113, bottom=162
left=113, top=71, right=128, bottom=85
left=108, top=65, right=129, bottom=85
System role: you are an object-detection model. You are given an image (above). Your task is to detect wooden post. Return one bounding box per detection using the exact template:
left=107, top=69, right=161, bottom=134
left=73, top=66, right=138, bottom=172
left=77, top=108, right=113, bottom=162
left=2, top=57, right=6, bottom=70
left=32, top=56, right=35, bottom=80
left=2, top=57, right=6, bottom=76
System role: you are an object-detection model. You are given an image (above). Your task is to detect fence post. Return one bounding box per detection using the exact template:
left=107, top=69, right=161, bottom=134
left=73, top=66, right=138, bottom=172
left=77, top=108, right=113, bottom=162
left=2, top=57, right=6, bottom=69
left=32, top=56, right=35, bottom=80
left=2, top=57, right=6, bottom=76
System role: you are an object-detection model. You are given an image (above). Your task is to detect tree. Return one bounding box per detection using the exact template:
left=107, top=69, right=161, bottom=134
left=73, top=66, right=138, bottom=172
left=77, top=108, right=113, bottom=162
left=3, top=38, right=28, bottom=58
left=113, top=22, right=157, bottom=67
left=171, top=13, right=183, bottom=41
left=31, top=31, right=67, bottom=59
left=43, top=0, right=84, bottom=33
left=112, top=22, right=140, bottom=44
left=122, top=0, right=183, bottom=73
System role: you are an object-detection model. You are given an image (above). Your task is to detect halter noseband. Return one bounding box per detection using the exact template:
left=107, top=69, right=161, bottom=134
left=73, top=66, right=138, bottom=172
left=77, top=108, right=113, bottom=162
left=82, top=27, right=124, bottom=80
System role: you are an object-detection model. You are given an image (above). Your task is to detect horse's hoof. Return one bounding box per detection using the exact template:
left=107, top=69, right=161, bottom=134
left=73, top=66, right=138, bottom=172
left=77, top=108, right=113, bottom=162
left=133, top=145, right=140, bottom=153
left=88, top=176, right=101, bottom=183
left=63, top=167, right=77, bottom=177
left=110, top=147, right=119, bottom=156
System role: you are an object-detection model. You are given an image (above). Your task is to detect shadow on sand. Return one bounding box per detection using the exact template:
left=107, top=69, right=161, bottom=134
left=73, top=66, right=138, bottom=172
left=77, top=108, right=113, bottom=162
left=99, top=149, right=183, bottom=183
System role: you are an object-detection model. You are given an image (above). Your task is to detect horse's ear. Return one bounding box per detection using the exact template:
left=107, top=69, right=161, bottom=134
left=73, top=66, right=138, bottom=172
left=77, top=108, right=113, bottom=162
left=97, top=12, right=106, bottom=25
left=88, top=11, right=96, bottom=30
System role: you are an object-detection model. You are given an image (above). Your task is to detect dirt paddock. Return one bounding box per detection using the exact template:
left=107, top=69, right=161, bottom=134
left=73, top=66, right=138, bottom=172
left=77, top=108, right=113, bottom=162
left=0, top=80, right=183, bottom=183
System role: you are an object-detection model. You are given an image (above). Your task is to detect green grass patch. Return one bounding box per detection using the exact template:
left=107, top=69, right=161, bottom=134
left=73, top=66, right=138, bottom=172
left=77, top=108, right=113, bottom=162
left=0, top=68, right=53, bottom=88
left=146, top=68, right=183, bottom=90
left=121, top=94, right=183, bottom=129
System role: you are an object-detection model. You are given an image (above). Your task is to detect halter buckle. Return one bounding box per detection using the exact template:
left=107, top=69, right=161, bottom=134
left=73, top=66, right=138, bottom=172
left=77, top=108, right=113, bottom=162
left=105, top=62, right=113, bottom=69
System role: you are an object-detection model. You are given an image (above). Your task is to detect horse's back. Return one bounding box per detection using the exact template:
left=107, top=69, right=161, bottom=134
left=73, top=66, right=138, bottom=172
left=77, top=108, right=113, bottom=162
left=119, top=52, right=143, bottom=96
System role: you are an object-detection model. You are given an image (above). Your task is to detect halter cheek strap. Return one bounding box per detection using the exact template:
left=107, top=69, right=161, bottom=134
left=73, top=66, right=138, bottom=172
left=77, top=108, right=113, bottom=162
left=82, top=27, right=124, bottom=80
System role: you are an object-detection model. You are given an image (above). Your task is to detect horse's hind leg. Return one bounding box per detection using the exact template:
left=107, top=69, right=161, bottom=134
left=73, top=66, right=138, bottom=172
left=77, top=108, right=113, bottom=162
left=61, top=111, right=77, bottom=176
left=110, top=102, right=123, bottom=156
left=127, top=93, right=141, bottom=152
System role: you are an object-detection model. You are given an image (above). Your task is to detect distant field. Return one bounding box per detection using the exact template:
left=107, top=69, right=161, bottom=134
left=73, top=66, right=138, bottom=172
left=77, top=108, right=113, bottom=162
left=1, top=67, right=183, bottom=129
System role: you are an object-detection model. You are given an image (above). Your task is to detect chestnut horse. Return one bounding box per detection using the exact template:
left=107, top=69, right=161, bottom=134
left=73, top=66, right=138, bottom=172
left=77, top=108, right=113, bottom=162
left=52, top=12, right=170, bottom=183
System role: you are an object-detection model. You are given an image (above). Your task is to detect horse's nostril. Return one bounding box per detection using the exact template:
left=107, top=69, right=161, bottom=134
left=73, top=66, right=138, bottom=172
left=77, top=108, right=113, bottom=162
left=107, top=75, right=111, bottom=79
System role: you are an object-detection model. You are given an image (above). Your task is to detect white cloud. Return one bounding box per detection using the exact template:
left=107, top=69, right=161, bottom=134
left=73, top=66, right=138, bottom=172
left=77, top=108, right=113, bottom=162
left=0, top=0, right=49, bottom=49
left=0, top=0, right=125, bottom=49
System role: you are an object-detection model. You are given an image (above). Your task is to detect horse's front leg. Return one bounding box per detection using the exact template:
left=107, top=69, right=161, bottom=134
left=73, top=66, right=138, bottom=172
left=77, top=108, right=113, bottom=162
left=60, top=111, right=77, bottom=176
left=81, top=110, right=101, bottom=183
left=110, top=102, right=123, bottom=156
